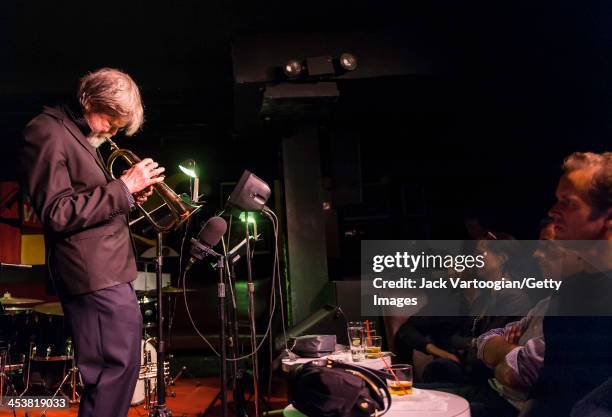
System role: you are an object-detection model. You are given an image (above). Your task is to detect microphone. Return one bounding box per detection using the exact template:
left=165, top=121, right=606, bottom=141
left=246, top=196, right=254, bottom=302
left=186, top=216, right=227, bottom=271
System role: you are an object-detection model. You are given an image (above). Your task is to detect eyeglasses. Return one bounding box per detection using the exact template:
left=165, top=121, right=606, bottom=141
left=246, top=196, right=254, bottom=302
left=108, top=121, right=126, bottom=133
left=105, top=115, right=127, bottom=133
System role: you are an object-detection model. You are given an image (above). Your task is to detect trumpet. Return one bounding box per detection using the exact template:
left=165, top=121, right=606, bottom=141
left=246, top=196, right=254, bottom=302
left=105, top=138, right=201, bottom=232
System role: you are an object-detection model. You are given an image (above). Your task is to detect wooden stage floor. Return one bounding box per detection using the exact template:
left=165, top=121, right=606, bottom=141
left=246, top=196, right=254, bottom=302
left=0, top=377, right=289, bottom=417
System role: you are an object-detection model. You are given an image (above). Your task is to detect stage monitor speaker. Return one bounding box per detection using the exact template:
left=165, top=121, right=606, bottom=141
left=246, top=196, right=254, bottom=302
left=274, top=280, right=382, bottom=350
left=275, top=304, right=347, bottom=350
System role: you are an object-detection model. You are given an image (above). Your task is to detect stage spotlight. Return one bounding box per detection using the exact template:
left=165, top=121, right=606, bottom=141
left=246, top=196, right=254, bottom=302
left=178, top=159, right=199, bottom=201
left=284, top=59, right=304, bottom=78
left=178, top=159, right=197, bottom=178
left=339, top=53, right=358, bottom=71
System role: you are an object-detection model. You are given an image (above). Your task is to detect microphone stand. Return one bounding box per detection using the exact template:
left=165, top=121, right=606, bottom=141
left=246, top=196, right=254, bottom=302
left=152, top=231, right=172, bottom=417
left=216, top=255, right=228, bottom=417
left=228, top=246, right=248, bottom=417
left=244, top=216, right=260, bottom=417
left=201, top=240, right=253, bottom=417
left=192, top=245, right=228, bottom=417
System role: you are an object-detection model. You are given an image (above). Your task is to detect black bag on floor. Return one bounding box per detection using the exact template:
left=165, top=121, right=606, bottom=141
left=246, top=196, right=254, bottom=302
left=289, top=359, right=391, bottom=417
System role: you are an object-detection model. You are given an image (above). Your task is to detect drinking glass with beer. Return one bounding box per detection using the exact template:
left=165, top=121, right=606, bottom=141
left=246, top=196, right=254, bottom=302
left=365, top=335, right=382, bottom=358
left=385, top=364, right=413, bottom=395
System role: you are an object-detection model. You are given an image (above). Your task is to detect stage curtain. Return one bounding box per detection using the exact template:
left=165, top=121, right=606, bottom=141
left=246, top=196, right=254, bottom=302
left=0, top=181, right=21, bottom=263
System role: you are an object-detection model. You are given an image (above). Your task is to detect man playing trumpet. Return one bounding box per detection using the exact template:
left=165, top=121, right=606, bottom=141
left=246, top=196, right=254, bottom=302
left=22, top=68, right=164, bottom=417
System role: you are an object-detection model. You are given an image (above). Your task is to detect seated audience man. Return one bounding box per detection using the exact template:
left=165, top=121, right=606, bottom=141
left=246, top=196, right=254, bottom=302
left=476, top=219, right=583, bottom=411
left=530, top=151, right=612, bottom=417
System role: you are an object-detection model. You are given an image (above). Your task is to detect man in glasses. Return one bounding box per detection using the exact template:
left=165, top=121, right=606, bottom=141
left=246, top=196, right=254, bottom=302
left=22, top=68, right=165, bottom=417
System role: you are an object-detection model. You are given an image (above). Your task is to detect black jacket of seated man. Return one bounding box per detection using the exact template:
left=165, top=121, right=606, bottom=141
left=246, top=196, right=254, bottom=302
left=532, top=269, right=612, bottom=417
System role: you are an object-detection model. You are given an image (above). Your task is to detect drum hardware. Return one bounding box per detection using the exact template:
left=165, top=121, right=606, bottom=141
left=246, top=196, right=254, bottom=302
left=137, top=286, right=197, bottom=297
left=0, top=292, right=43, bottom=306
left=22, top=304, right=75, bottom=397
left=0, top=353, right=6, bottom=403
left=139, top=296, right=158, bottom=329
left=1, top=305, right=32, bottom=365
left=0, top=363, right=23, bottom=373
left=21, top=344, right=34, bottom=396
left=47, top=352, right=82, bottom=406
left=168, top=362, right=199, bottom=397
left=1, top=354, right=23, bottom=408
left=30, top=353, right=82, bottom=416
left=0, top=349, right=20, bottom=405
left=1, top=303, right=30, bottom=402
left=29, top=303, right=72, bottom=362
left=32, top=302, right=63, bottom=316
left=160, top=286, right=196, bottom=294
left=21, top=341, right=81, bottom=403
left=3, top=306, right=33, bottom=314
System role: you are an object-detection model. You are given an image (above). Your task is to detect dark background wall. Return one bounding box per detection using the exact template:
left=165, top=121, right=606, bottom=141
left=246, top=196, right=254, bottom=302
left=1, top=0, right=610, bottom=281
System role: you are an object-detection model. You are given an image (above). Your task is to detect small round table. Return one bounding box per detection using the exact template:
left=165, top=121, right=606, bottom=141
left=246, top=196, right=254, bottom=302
left=284, top=388, right=470, bottom=417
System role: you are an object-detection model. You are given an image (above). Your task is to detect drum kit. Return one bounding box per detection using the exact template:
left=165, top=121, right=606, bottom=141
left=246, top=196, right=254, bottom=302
left=0, top=293, right=86, bottom=406
left=133, top=284, right=196, bottom=408
left=0, top=285, right=194, bottom=410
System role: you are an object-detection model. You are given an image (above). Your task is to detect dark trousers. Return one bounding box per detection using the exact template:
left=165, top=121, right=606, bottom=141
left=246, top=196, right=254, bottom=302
left=61, top=282, right=142, bottom=417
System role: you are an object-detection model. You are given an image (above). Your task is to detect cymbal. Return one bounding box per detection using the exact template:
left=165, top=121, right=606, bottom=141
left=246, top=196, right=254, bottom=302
left=136, top=286, right=197, bottom=296
left=161, top=286, right=197, bottom=294
left=0, top=292, right=43, bottom=305
left=33, top=302, right=64, bottom=316
left=2, top=306, right=32, bottom=315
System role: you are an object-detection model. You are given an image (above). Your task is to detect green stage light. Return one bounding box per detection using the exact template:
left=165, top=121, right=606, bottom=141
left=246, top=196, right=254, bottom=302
left=178, top=159, right=199, bottom=201
left=239, top=212, right=256, bottom=224
left=178, top=164, right=197, bottom=178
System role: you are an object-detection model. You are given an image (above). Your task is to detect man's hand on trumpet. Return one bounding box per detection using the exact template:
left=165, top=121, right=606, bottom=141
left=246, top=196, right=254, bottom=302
left=120, top=158, right=165, bottom=197
left=134, top=185, right=154, bottom=205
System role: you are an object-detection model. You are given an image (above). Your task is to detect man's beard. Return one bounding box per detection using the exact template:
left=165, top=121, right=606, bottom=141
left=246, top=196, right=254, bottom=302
left=86, top=134, right=108, bottom=148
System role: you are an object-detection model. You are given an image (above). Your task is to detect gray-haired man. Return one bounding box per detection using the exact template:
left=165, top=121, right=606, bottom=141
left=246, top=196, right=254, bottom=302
left=22, top=68, right=165, bottom=417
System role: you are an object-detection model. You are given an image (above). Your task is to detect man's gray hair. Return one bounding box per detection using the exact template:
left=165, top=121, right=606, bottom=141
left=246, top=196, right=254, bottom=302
left=562, top=151, right=612, bottom=214
left=78, top=68, right=144, bottom=136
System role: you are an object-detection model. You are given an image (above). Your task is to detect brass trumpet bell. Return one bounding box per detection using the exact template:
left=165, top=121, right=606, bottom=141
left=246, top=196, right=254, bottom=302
left=105, top=138, right=202, bottom=232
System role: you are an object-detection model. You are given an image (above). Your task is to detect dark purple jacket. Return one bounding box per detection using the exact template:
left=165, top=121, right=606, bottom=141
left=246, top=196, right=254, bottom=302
left=22, top=105, right=137, bottom=295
